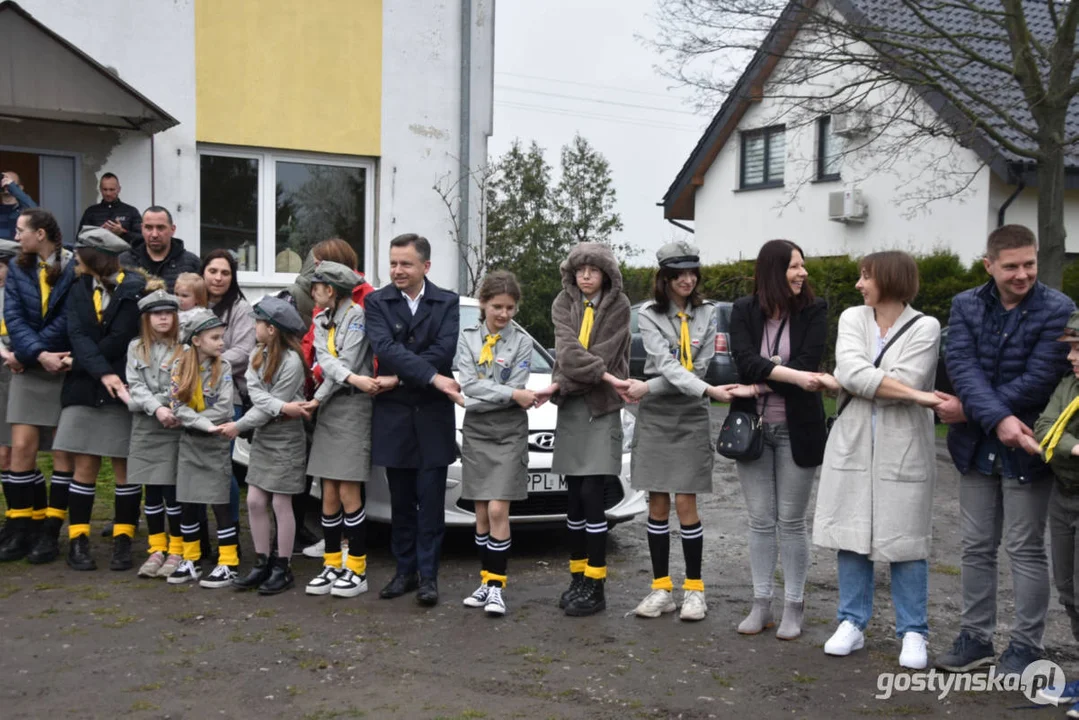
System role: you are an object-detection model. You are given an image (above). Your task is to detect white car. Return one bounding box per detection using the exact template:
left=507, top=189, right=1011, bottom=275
left=233, top=296, right=646, bottom=529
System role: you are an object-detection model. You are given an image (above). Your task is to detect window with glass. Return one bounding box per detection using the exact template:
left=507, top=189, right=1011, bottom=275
left=739, top=125, right=785, bottom=189
left=817, top=116, right=842, bottom=181
left=198, top=147, right=374, bottom=281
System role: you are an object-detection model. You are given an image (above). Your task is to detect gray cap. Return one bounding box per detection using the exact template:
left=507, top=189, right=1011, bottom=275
left=138, top=289, right=180, bottom=314
left=0, top=238, right=20, bottom=260
left=182, top=307, right=225, bottom=344
left=76, top=226, right=130, bottom=255
left=252, top=296, right=308, bottom=336
left=311, top=260, right=361, bottom=293
left=656, top=240, right=701, bottom=270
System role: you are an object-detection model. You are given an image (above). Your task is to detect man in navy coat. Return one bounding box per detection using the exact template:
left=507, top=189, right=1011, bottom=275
left=366, top=233, right=460, bottom=606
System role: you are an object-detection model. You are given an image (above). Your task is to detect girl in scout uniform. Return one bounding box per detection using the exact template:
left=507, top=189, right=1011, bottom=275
left=538, top=242, right=632, bottom=617
left=0, top=238, right=24, bottom=549
left=302, top=261, right=378, bottom=599
left=166, top=308, right=236, bottom=587
left=620, top=242, right=751, bottom=621
left=53, top=227, right=146, bottom=572
left=456, top=270, right=535, bottom=617
left=217, top=297, right=310, bottom=595
left=0, top=209, right=76, bottom=565
left=123, top=288, right=184, bottom=579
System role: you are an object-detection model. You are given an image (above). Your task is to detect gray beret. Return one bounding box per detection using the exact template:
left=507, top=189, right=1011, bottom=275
left=0, top=238, right=20, bottom=260
left=311, top=261, right=361, bottom=293
left=252, top=296, right=308, bottom=336
left=182, top=307, right=225, bottom=344
left=138, top=289, right=180, bottom=314
left=656, top=240, right=701, bottom=270
left=76, top=226, right=130, bottom=255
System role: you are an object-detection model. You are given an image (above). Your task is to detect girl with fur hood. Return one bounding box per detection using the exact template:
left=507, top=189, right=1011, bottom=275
left=536, top=242, right=631, bottom=617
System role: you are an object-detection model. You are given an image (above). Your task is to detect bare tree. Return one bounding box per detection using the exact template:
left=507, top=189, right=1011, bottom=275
left=651, top=0, right=1079, bottom=287
left=434, top=162, right=497, bottom=296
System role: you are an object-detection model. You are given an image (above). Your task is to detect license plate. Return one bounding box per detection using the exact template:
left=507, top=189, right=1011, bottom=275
left=528, top=473, right=566, bottom=493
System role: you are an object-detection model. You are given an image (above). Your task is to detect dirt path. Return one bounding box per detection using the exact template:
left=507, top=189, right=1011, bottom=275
left=0, top=429, right=1073, bottom=719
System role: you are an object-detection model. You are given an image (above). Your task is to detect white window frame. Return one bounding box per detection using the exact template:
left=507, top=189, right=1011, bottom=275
left=195, top=144, right=376, bottom=287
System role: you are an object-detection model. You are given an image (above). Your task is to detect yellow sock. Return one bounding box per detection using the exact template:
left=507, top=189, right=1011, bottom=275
left=148, top=532, right=168, bottom=555
left=651, top=576, right=674, bottom=592
left=683, top=578, right=705, bottom=593
left=584, top=564, right=607, bottom=580
left=324, top=551, right=343, bottom=569
left=345, top=553, right=367, bottom=575
left=31, top=509, right=45, bottom=521
left=168, top=535, right=184, bottom=556
left=68, top=523, right=90, bottom=540
left=486, top=573, right=507, bottom=588
left=9, top=508, right=33, bottom=519
left=182, top=540, right=201, bottom=562
left=217, top=544, right=239, bottom=567
left=45, top=507, right=67, bottom=520
left=480, top=569, right=489, bottom=585
left=569, top=558, right=587, bottom=574
left=113, top=523, right=136, bottom=538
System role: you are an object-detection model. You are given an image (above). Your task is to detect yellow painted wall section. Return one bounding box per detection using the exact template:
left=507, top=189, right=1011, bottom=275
left=196, top=0, right=381, bottom=156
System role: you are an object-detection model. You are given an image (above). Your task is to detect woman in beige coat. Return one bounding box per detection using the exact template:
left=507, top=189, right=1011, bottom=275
left=814, top=251, right=941, bottom=671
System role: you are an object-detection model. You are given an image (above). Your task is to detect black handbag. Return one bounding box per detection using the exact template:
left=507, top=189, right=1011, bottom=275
left=716, top=316, right=788, bottom=461
left=826, top=314, right=925, bottom=435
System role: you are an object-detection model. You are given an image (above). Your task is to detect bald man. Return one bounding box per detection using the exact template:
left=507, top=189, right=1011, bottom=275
left=0, top=171, right=37, bottom=241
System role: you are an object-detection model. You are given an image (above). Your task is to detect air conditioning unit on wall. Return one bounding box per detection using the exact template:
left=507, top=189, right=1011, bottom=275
left=832, top=110, right=870, bottom=137
left=828, top=187, right=868, bottom=223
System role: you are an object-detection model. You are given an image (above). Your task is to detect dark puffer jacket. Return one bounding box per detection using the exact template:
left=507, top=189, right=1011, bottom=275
left=946, top=280, right=1075, bottom=482
left=4, top=252, right=77, bottom=366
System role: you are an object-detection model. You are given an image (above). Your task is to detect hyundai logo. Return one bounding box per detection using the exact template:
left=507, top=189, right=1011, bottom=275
left=530, top=432, right=556, bottom=451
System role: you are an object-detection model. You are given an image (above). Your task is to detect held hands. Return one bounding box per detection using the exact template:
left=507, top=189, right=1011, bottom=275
left=376, top=375, right=399, bottom=392
left=813, top=373, right=841, bottom=393
left=533, top=383, right=558, bottom=408
left=38, top=351, right=70, bottom=373
left=1, top=349, right=23, bottom=374
left=213, top=422, right=240, bottom=440
left=300, top=399, right=321, bottom=415
left=280, top=402, right=311, bottom=420
left=348, top=374, right=382, bottom=395
left=622, top=378, right=650, bottom=402
left=432, top=374, right=461, bottom=396
left=154, top=406, right=181, bottom=429
left=449, top=392, right=466, bottom=407
left=100, top=373, right=125, bottom=399
left=996, top=415, right=1041, bottom=455
left=511, top=388, right=538, bottom=409
left=912, top=390, right=944, bottom=409
left=933, top=392, right=967, bottom=424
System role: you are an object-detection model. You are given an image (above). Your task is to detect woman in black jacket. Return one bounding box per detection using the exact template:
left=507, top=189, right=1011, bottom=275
left=728, top=239, right=828, bottom=641
left=52, top=227, right=146, bottom=571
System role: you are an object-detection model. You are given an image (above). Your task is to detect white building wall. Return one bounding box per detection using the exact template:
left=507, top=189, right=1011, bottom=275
left=986, top=174, right=1079, bottom=255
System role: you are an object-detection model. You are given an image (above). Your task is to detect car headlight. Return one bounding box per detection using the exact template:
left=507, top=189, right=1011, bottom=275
left=621, top=409, right=636, bottom=453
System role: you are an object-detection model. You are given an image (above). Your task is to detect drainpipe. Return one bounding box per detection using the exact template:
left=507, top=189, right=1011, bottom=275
left=997, top=178, right=1025, bottom=227
left=457, top=0, right=472, bottom=294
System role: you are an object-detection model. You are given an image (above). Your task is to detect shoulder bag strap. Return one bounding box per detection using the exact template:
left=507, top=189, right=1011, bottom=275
left=833, top=313, right=925, bottom=419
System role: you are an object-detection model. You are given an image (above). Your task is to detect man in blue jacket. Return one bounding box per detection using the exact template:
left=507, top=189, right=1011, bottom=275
left=0, top=172, right=36, bottom=241
left=934, top=225, right=1075, bottom=675
left=365, top=234, right=460, bottom=606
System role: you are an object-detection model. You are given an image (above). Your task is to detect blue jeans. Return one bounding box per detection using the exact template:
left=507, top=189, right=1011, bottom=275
left=837, top=550, right=929, bottom=639
left=229, top=405, right=242, bottom=524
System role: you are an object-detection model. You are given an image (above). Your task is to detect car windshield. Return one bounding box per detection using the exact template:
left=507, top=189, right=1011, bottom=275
left=452, top=305, right=554, bottom=373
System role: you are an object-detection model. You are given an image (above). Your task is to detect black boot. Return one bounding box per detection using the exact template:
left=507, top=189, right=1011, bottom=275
left=558, top=572, right=585, bottom=609
left=67, top=534, right=97, bottom=571
left=0, top=518, right=31, bottom=562
left=26, top=517, right=62, bottom=564
left=258, top=557, right=294, bottom=595
left=565, top=577, right=606, bottom=617
left=110, top=534, right=133, bottom=571
left=233, top=553, right=271, bottom=590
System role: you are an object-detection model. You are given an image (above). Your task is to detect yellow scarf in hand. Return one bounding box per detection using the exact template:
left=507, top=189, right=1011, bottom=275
left=93, top=272, right=125, bottom=323
left=38, top=261, right=50, bottom=317
left=578, top=300, right=595, bottom=349
left=478, top=333, right=500, bottom=367
left=1040, top=395, right=1079, bottom=461
left=677, top=312, right=694, bottom=371
left=188, top=373, right=206, bottom=412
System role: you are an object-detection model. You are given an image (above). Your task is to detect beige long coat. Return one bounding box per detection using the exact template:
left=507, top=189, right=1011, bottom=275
left=813, top=304, right=941, bottom=563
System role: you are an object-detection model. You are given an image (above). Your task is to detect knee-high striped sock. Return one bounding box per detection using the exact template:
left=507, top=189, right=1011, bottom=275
left=5, top=471, right=35, bottom=525
left=585, top=520, right=608, bottom=580
left=322, top=510, right=343, bottom=569
left=144, top=487, right=167, bottom=555
left=31, top=471, right=46, bottom=525
left=46, top=470, right=72, bottom=523
left=343, top=508, right=367, bottom=576
left=165, top=500, right=183, bottom=556
left=647, top=517, right=672, bottom=591
left=681, top=521, right=704, bottom=592
left=180, top=503, right=201, bottom=562
left=1, top=470, right=10, bottom=521
left=113, top=484, right=142, bottom=538
left=67, top=481, right=96, bottom=539
left=475, top=530, right=489, bottom=584
left=486, top=535, right=510, bottom=588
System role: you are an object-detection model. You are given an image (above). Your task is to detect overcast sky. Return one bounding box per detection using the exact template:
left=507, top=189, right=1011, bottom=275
left=490, top=0, right=712, bottom=266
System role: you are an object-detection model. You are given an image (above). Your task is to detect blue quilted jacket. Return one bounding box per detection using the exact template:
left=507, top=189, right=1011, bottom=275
left=945, top=280, right=1075, bottom=481
left=4, top=254, right=76, bottom=367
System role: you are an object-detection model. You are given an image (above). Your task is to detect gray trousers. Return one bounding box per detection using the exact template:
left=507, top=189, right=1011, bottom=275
left=959, top=471, right=1052, bottom=650
left=1049, top=483, right=1079, bottom=623
left=736, top=423, right=817, bottom=602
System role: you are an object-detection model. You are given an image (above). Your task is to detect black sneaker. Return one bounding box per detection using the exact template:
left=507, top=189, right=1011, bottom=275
left=67, top=535, right=97, bottom=571
left=109, top=534, right=133, bottom=571
left=565, top=577, right=606, bottom=617
left=233, top=553, right=271, bottom=591
left=558, top=572, right=585, bottom=609
left=26, top=519, right=61, bottom=564
left=258, top=558, right=295, bottom=596
left=935, top=630, right=995, bottom=672
left=998, top=641, right=1044, bottom=676
left=0, top=520, right=32, bottom=562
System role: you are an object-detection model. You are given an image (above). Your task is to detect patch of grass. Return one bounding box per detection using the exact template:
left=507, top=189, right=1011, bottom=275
left=931, top=563, right=961, bottom=576
left=434, top=712, right=487, bottom=720
left=127, top=682, right=163, bottom=693
left=511, top=645, right=536, bottom=655
left=101, top=614, right=138, bottom=629
left=0, top=584, right=18, bottom=599
left=298, top=657, right=331, bottom=671
left=253, top=608, right=277, bottom=618
left=301, top=708, right=365, bottom=720
left=129, top=701, right=158, bottom=712
left=277, top=623, right=303, bottom=641
left=287, top=685, right=303, bottom=697
left=33, top=582, right=62, bottom=591
left=712, top=672, right=732, bottom=688
left=25, top=607, right=60, bottom=619
left=793, top=673, right=817, bottom=684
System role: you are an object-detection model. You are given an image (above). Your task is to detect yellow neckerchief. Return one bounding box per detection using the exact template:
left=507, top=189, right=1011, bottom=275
left=478, top=331, right=501, bottom=367
left=1040, top=395, right=1079, bottom=461
left=578, top=299, right=595, bottom=349
left=187, top=358, right=208, bottom=412
left=676, top=310, right=694, bottom=371
left=38, top=259, right=50, bottom=317
left=326, top=301, right=355, bottom=359
left=93, top=272, right=125, bottom=323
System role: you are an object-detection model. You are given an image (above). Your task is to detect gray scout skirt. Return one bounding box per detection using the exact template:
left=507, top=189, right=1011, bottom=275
left=248, top=418, right=307, bottom=494
left=0, top=364, right=11, bottom=446
left=551, top=394, right=623, bottom=477
left=176, top=430, right=231, bottom=504
left=126, top=413, right=180, bottom=486
left=7, top=367, right=64, bottom=427
left=307, top=390, right=372, bottom=482
left=53, top=404, right=132, bottom=457
left=630, top=392, right=714, bottom=494
left=461, top=406, right=529, bottom=501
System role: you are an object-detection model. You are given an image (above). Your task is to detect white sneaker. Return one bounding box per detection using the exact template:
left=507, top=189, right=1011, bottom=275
left=899, top=632, right=928, bottom=669
left=301, top=538, right=325, bottom=558
left=199, top=563, right=238, bottom=589
left=484, top=585, right=506, bottom=616
left=463, top=583, right=489, bottom=608
left=680, top=590, right=707, bottom=622
left=330, top=569, right=368, bottom=598
left=138, top=551, right=166, bottom=578
left=824, top=620, right=865, bottom=656
left=166, top=559, right=201, bottom=585
left=634, top=589, right=677, bottom=618
left=157, top=553, right=183, bottom=578
left=306, top=566, right=342, bottom=596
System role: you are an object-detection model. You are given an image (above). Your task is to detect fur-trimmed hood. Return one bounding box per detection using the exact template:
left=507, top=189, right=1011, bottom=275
left=559, top=242, right=623, bottom=298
